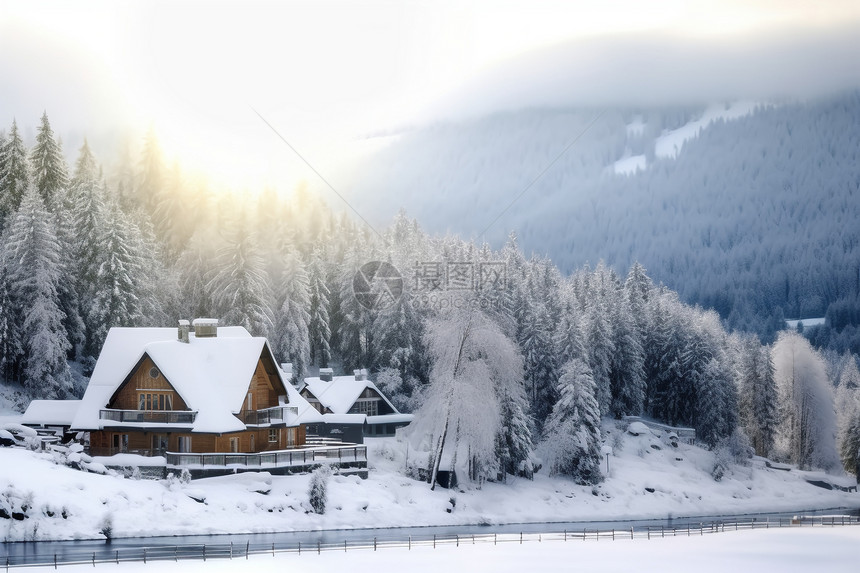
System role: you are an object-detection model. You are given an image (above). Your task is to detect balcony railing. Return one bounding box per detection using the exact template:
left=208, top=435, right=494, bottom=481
left=99, top=409, right=197, bottom=424
left=235, top=406, right=299, bottom=426
left=166, top=444, right=366, bottom=469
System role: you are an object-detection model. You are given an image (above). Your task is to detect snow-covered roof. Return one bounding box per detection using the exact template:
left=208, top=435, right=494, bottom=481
left=367, top=413, right=414, bottom=425
left=22, top=400, right=81, bottom=426
left=280, top=368, right=324, bottom=425
left=302, top=375, right=400, bottom=416
left=72, top=326, right=288, bottom=433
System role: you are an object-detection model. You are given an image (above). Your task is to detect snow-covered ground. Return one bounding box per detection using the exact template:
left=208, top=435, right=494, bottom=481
left=12, top=527, right=860, bottom=573
left=2, top=421, right=858, bottom=542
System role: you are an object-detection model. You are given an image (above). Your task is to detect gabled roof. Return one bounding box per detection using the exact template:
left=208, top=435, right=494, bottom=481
left=72, top=326, right=289, bottom=433
left=22, top=400, right=81, bottom=426
left=302, top=375, right=400, bottom=416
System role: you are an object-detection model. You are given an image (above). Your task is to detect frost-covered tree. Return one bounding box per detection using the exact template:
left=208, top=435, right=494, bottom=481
left=0, top=273, right=22, bottom=382
left=608, top=291, right=645, bottom=418
left=584, top=300, right=614, bottom=417
left=0, top=120, right=30, bottom=226
left=307, top=248, right=332, bottom=368
left=738, top=337, right=779, bottom=456
left=207, top=209, right=273, bottom=336
left=86, top=204, right=145, bottom=353
left=2, top=186, right=72, bottom=398
left=409, top=307, right=533, bottom=488
left=520, top=299, right=558, bottom=426
left=773, top=331, right=839, bottom=471
left=272, top=245, right=311, bottom=380
left=542, top=358, right=603, bottom=484
left=29, top=112, right=68, bottom=211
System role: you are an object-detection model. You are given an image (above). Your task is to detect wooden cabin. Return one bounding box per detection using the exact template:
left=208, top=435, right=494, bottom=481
left=72, top=320, right=323, bottom=457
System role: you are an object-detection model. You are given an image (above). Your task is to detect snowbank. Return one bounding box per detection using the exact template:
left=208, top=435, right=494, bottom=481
left=1, top=423, right=858, bottom=542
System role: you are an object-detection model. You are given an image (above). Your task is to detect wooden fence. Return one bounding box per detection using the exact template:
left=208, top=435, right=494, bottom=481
left=3, top=514, right=858, bottom=570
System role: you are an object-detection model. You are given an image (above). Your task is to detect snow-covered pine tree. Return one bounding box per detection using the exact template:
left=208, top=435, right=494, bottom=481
left=85, top=203, right=145, bottom=353
left=542, top=358, right=603, bottom=485
left=207, top=208, right=273, bottom=336
left=272, top=244, right=311, bottom=381
left=307, top=247, right=332, bottom=368
left=29, top=112, right=69, bottom=212
left=0, top=272, right=23, bottom=382
left=840, top=408, right=860, bottom=476
left=2, top=185, right=73, bottom=398
left=584, top=299, right=614, bottom=417
left=738, top=336, right=778, bottom=456
left=608, top=287, right=645, bottom=418
left=519, top=298, right=558, bottom=426
left=0, top=120, right=31, bottom=227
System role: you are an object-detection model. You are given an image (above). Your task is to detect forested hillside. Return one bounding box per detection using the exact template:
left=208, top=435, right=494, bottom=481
left=1, top=110, right=859, bottom=483
left=347, top=92, right=860, bottom=350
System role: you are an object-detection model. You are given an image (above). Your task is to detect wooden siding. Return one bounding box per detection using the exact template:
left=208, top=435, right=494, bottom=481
left=90, top=425, right=306, bottom=455
left=108, top=355, right=189, bottom=411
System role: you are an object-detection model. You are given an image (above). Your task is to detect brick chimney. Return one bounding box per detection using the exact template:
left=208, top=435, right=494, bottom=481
left=178, top=320, right=190, bottom=343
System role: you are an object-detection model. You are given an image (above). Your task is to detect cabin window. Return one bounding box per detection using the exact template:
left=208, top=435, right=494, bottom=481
left=152, top=434, right=168, bottom=451
left=246, top=392, right=253, bottom=411
left=138, top=393, right=173, bottom=411
left=177, top=436, right=192, bottom=453
left=229, top=437, right=239, bottom=453
left=349, top=399, right=379, bottom=417
left=149, top=367, right=160, bottom=379
left=112, top=433, right=128, bottom=452
left=286, top=427, right=296, bottom=447
left=268, top=428, right=278, bottom=443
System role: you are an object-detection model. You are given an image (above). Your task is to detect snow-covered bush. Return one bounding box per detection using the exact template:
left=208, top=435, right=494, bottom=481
left=99, top=514, right=113, bottom=540
left=308, top=465, right=331, bottom=514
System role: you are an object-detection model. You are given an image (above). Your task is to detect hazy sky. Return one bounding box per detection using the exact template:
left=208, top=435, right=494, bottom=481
left=2, top=0, right=859, bottom=192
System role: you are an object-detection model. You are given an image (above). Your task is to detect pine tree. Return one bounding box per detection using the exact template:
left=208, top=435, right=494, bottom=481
left=2, top=186, right=72, bottom=398
left=739, top=337, right=778, bottom=456
left=0, top=120, right=31, bottom=227
left=520, top=299, right=558, bottom=426
left=207, top=209, right=273, bottom=336
left=608, top=291, right=646, bottom=418
left=585, top=300, right=614, bottom=417
left=542, top=358, right=603, bottom=485
left=272, top=245, right=311, bottom=380
left=86, top=204, right=145, bottom=353
left=840, top=409, right=860, bottom=476
left=29, top=112, right=69, bottom=211
left=0, top=273, right=23, bottom=382
left=307, top=248, right=332, bottom=368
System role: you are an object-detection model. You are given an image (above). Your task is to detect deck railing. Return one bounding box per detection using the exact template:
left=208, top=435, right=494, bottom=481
left=99, top=409, right=197, bottom=424
left=235, top=406, right=299, bottom=426
left=165, top=444, right=367, bottom=469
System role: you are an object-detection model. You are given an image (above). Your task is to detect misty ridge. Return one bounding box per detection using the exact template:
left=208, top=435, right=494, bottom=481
left=348, top=91, right=860, bottom=349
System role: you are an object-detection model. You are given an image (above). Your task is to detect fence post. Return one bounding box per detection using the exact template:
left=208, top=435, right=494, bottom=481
left=298, top=542, right=301, bottom=555
left=456, top=535, right=459, bottom=547
left=272, top=543, right=275, bottom=557
left=118, top=550, right=121, bottom=564
left=54, top=555, right=57, bottom=570
left=408, top=536, right=411, bottom=550
left=433, top=535, right=436, bottom=549
left=318, top=541, right=321, bottom=555
left=374, top=538, right=377, bottom=551
left=143, top=548, right=146, bottom=564
left=631, top=527, right=634, bottom=540
left=92, top=553, right=95, bottom=568
left=494, top=533, right=497, bottom=546
left=246, top=540, right=250, bottom=560
left=520, top=532, right=522, bottom=544
left=230, top=542, right=233, bottom=559
left=203, top=545, right=206, bottom=561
